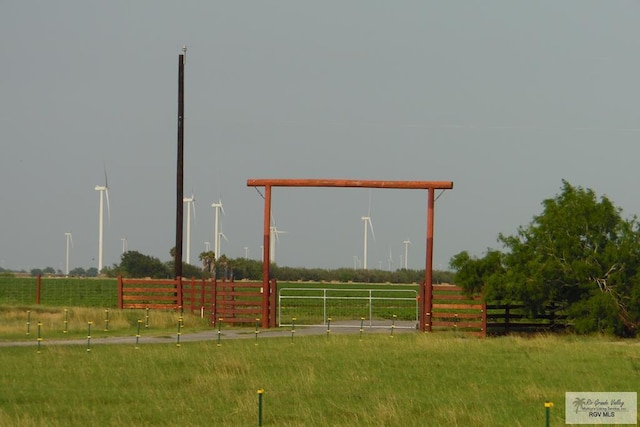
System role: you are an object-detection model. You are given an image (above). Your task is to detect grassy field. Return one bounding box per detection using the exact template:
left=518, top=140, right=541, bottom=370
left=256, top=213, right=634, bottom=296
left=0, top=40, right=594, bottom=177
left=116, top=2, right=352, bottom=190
left=0, top=326, right=638, bottom=426
left=0, top=305, right=211, bottom=342
left=1, top=279, right=638, bottom=426
left=0, top=276, right=118, bottom=307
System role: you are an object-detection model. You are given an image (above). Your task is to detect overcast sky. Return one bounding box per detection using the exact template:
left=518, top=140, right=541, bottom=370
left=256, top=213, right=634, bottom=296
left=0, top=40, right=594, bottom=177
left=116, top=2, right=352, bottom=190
left=2, top=2, right=640, bottom=273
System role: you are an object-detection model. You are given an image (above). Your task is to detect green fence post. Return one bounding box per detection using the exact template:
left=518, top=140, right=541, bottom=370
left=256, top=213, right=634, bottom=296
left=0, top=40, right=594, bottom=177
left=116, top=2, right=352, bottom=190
left=544, top=401, right=553, bottom=427
left=86, top=321, right=92, bottom=352
left=291, top=317, right=296, bottom=343
left=327, top=317, right=331, bottom=338
left=391, top=314, right=397, bottom=337
left=26, top=310, right=31, bottom=336
left=104, top=308, right=109, bottom=331
left=255, top=318, right=260, bottom=345
left=145, top=307, right=150, bottom=328
left=176, top=315, right=182, bottom=347
left=360, top=317, right=365, bottom=340
left=135, top=320, right=142, bottom=349
left=36, top=321, right=42, bottom=354
left=257, top=389, right=264, bottom=426
left=217, top=318, right=223, bottom=347
left=63, top=308, right=68, bottom=334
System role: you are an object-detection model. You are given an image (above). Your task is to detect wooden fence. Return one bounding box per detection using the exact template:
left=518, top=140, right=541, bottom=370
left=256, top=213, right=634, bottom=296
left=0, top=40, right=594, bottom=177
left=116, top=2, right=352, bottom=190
left=213, top=279, right=277, bottom=328
left=428, top=284, right=568, bottom=337
left=486, top=302, right=568, bottom=335
left=430, top=284, right=486, bottom=337
left=117, top=277, right=277, bottom=328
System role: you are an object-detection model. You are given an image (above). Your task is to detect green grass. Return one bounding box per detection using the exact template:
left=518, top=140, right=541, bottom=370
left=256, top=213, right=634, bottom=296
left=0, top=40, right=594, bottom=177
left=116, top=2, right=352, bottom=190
left=0, top=305, right=211, bottom=341
left=0, top=332, right=638, bottom=426
left=0, top=277, right=118, bottom=307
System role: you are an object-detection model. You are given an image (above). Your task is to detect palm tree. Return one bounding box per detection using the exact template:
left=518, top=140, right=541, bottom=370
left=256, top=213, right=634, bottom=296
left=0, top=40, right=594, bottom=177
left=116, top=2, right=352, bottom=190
left=198, top=251, right=216, bottom=277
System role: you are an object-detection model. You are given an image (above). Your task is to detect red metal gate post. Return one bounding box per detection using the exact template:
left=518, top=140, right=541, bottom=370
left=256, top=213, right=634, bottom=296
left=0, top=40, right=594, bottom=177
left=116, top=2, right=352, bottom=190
left=261, top=278, right=270, bottom=329
left=261, top=185, right=272, bottom=328
left=117, top=276, right=123, bottom=309
left=269, top=279, right=278, bottom=328
left=421, top=188, right=436, bottom=332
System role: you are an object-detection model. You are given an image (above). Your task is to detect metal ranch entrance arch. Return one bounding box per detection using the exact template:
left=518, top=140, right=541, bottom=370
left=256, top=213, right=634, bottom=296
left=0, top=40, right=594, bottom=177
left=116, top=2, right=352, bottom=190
left=246, top=178, right=454, bottom=332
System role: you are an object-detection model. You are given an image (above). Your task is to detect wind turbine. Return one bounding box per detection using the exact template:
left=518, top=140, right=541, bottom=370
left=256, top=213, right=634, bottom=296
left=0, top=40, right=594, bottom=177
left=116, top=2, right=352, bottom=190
left=269, top=224, right=288, bottom=263
left=183, top=194, right=196, bottom=264
left=211, top=199, right=225, bottom=259
left=94, top=166, right=110, bottom=273
left=361, top=216, right=375, bottom=270
left=361, top=190, right=375, bottom=270
left=244, top=246, right=249, bottom=259
left=403, top=239, right=411, bottom=269
left=204, top=242, right=211, bottom=252
left=218, top=231, right=229, bottom=257
left=64, top=232, right=73, bottom=276
left=121, top=237, right=128, bottom=254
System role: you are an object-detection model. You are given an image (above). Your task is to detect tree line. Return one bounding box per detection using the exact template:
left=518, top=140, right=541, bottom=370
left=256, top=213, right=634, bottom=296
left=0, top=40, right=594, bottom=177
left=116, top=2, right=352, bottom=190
left=100, top=250, right=454, bottom=284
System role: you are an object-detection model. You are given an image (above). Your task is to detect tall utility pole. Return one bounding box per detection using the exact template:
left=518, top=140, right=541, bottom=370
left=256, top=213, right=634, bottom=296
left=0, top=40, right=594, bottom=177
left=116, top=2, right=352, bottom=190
left=174, top=46, right=186, bottom=279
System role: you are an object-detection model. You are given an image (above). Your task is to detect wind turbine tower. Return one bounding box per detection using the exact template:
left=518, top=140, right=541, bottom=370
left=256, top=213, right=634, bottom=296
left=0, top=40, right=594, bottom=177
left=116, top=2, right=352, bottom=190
left=183, top=194, right=196, bottom=264
left=211, top=199, right=224, bottom=259
left=403, top=239, right=411, bottom=269
left=65, top=232, right=73, bottom=276
left=269, top=226, right=287, bottom=263
left=94, top=171, right=110, bottom=273
left=361, top=216, right=375, bottom=270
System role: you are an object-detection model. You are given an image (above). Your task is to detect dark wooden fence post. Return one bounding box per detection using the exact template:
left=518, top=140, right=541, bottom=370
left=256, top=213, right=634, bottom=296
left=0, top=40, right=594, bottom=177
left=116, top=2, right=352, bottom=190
left=481, top=300, right=487, bottom=338
left=176, top=276, right=183, bottom=309
left=505, top=304, right=511, bottom=334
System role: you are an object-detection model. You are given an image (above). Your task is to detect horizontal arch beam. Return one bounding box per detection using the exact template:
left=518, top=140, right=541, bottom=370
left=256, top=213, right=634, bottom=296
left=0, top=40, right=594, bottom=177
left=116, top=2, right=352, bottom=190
left=247, top=178, right=453, bottom=190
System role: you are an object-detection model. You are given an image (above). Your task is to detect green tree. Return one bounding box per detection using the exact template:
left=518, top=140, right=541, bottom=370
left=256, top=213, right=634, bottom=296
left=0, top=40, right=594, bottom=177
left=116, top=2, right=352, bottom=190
left=451, top=181, right=640, bottom=336
left=118, top=250, right=170, bottom=279
left=69, top=267, right=86, bottom=276
left=198, top=251, right=216, bottom=277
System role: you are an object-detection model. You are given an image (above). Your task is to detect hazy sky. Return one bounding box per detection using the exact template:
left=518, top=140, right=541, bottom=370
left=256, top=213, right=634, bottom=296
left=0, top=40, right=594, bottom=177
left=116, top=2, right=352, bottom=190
left=2, top=2, right=640, bottom=273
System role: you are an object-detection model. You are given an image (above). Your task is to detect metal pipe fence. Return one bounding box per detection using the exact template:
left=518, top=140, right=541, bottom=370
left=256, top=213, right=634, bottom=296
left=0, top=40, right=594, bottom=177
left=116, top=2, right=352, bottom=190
left=278, top=288, right=418, bottom=329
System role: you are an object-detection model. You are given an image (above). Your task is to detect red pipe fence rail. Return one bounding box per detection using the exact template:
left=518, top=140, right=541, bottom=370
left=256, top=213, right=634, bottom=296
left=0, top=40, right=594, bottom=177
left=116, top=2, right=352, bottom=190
left=117, top=276, right=277, bottom=328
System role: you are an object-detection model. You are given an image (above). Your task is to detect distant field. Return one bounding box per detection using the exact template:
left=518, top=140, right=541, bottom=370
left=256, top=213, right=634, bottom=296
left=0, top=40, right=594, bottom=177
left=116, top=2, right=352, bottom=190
left=0, top=333, right=638, bottom=426
left=0, top=276, right=117, bottom=307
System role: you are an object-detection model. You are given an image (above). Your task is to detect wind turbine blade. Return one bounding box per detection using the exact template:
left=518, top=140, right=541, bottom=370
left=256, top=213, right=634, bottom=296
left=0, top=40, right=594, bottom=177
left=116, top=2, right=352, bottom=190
left=219, top=199, right=225, bottom=215
left=102, top=160, right=110, bottom=189
left=220, top=232, right=229, bottom=242
left=70, top=233, right=74, bottom=248
left=368, top=218, right=376, bottom=242
left=192, top=199, right=197, bottom=223
left=105, top=189, right=111, bottom=224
